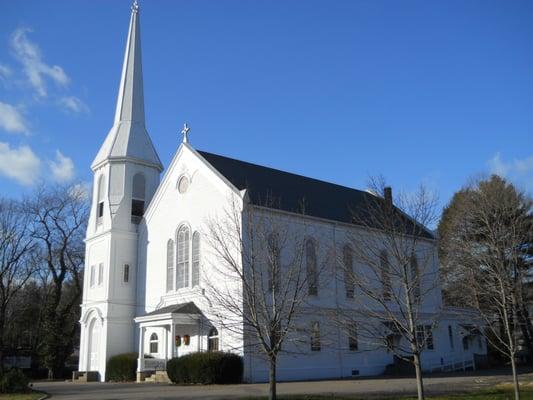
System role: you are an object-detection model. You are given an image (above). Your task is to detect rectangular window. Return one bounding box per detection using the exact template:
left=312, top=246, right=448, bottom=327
left=380, top=251, right=392, bottom=301
left=348, top=323, right=358, bottom=351
left=425, top=325, right=434, bottom=350
left=448, top=325, right=454, bottom=350
left=343, top=246, right=354, bottom=299
left=97, top=202, right=104, bottom=223
left=131, top=199, right=144, bottom=224
left=98, top=263, right=103, bottom=286
left=123, top=264, right=130, bottom=283
left=416, top=325, right=434, bottom=350
left=311, top=321, right=321, bottom=352
left=90, top=265, right=95, bottom=287
left=463, top=337, right=469, bottom=351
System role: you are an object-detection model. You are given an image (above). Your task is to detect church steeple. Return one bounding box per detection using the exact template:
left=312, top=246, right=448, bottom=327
left=92, top=1, right=162, bottom=171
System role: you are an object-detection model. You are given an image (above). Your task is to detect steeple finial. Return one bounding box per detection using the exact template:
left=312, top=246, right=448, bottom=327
left=132, top=0, right=139, bottom=13
left=181, top=123, right=190, bottom=143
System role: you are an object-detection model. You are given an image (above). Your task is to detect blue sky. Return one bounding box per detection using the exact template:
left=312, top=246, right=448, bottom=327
left=1, top=0, right=532, bottom=216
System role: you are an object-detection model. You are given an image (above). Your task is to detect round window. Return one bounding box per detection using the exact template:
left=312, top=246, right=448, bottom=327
left=178, top=176, right=189, bottom=194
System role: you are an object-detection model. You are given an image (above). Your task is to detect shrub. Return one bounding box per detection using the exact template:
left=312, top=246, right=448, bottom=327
left=0, top=368, right=29, bottom=393
left=106, top=352, right=138, bottom=382
left=167, top=352, right=243, bottom=384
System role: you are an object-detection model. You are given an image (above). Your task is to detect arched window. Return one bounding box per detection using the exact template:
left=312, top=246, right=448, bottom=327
left=149, top=333, right=158, bottom=353
left=131, top=173, right=146, bottom=224
left=166, top=239, right=174, bottom=292
left=410, top=255, right=421, bottom=300
left=96, top=175, right=105, bottom=225
left=380, top=250, right=392, bottom=301
left=306, top=239, right=318, bottom=296
left=192, top=232, right=200, bottom=287
left=343, top=245, right=354, bottom=298
left=310, top=321, right=321, bottom=351
left=267, top=233, right=281, bottom=292
left=176, top=226, right=190, bottom=289
left=208, top=327, right=219, bottom=351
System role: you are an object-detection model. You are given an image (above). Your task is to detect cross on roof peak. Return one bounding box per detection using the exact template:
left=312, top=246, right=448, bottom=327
left=181, top=123, right=190, bottom=143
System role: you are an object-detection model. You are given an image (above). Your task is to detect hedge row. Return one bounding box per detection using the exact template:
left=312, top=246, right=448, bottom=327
left=106, top=352, right=138, bottom=382
left=166, top=352, right=243, bottom=384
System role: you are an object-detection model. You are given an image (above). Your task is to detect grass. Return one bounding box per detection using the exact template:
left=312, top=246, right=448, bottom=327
left=0, top=392, right=44, bottom=400
left=241, top=387, right=533, bottom=400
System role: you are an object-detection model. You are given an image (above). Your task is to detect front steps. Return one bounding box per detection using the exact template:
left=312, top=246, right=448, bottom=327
left=72, top=371, right=100, bottom=382
left=137, top=370, right=171, bottom=383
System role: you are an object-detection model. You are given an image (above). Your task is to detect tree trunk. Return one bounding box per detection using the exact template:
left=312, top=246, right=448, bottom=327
left=269, top=355, right=277, bottom=400
left=510, top=354, right=520, bottom=400
left=413, top=353, right=425, bottom=400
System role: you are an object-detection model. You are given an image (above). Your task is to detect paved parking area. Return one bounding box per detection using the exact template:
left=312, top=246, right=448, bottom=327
left=33, top=371, right=524, bottom=400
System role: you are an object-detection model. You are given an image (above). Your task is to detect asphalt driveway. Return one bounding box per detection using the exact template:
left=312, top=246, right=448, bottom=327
left=33, top=371, right=524, bottom=400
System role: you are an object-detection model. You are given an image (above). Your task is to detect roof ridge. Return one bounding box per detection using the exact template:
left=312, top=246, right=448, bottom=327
left=197, top=150, right=368, bottom=195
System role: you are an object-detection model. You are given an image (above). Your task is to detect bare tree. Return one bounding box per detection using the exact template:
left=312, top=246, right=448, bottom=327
left=204, top=197, right=328, bottom=400
left=24, top=184, right=88, bottom=379
left=0, top=199, right=35, bottom=371
left=441, top=176, right=532, bottom=400
left=335, top=178, right=439, bottom=400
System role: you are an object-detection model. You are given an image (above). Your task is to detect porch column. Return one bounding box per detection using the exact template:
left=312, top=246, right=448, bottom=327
left=164, top=324, right=169, bottom=360
left=137, top=326, right=145, bottom=372
left=170, top=322, right=175, bottom=358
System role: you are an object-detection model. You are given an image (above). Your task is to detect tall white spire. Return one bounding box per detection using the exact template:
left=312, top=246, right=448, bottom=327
left=92, top=1, right=162, bottom=171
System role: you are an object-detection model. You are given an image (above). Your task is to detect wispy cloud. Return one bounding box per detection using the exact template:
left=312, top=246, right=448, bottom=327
left=58, top=96, right=89, bottom=114
left=0, top=64, right=12, bottom=81
left=0, top=142, right=41, bottom=185
left=10, top=28, right=69, bottom=97
left=0, top=101, right=29, bottom=134
left=488, top=152, right=533, bottom=192
left=48, top=150, right=75, bottom=182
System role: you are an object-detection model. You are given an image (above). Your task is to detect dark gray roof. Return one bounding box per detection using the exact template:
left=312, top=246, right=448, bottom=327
left=198, top=150, right=434, bottom=240
left=143, top=302, right=201, bottom=317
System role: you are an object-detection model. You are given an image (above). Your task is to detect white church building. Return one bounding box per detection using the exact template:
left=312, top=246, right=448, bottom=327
left=77, top=3, right=486, bottom=383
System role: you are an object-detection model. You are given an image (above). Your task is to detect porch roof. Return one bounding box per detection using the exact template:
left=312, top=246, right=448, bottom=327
left=134, top=302, right=202, bottom=325
left=143, top=302, right=201, bottom=317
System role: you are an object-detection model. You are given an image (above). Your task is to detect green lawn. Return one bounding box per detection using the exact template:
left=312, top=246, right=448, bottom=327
left=245, top=388, right=533, bottom=400
left=0, top=392, right=44, bottom=400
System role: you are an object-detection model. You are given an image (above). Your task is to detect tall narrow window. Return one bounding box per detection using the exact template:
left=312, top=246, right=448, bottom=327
left=98, top=263, right=103, bottom=286
left=343, top=245, right=354, bottom=298
left=448, top=325, right=454, bottom=350
left=416, top=325, right=434, bottom=350
left=123, top=264, right=130, bottom=283
left=348, top=322, right=358, bottom=351
left=306, top=239, right=318, bottom=296
left=380, top=250, right=392, bottom=301
left=166, top=239, right=174, bottom=292
left=208, top=328, right=219, bottom=351
left=176, top=226, right=190, bottom=289
left=131, top=173, right=146, bottom=224
left=192, top=232, right=200, bottom=287
left=149, top=333, right=158, bottom=353
left=267, top=233, right=281, bottom=292
left=410, top=255, right=421, bottom=300
left=96, top=175, right=105, bottom=225
left=310, top=321, right=321, bottom=351
left=90, top=265, right=96, bottom=287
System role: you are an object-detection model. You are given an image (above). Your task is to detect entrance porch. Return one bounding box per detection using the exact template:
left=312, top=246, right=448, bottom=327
left=134, top=302, right=203, bottom=382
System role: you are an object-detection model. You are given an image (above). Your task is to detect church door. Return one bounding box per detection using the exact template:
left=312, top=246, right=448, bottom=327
left=88, top=318, right=101, bottom=371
